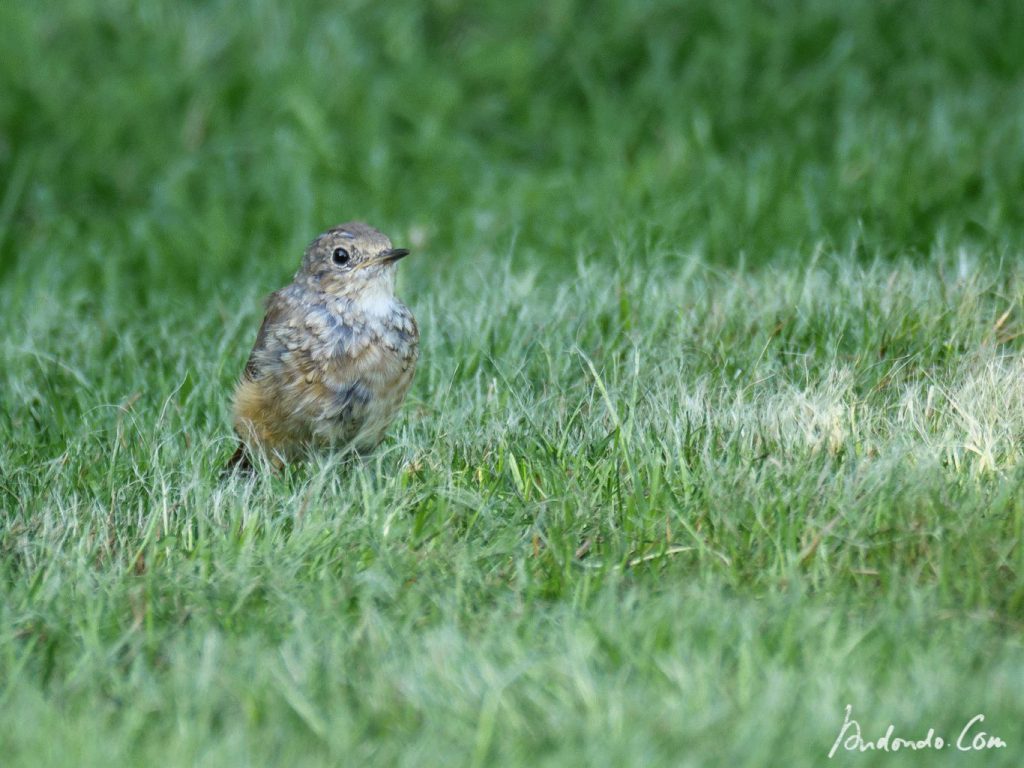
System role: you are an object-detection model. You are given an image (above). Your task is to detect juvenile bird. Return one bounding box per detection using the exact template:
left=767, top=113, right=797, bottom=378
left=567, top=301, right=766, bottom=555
left=226, top=222, right=418, bottom=471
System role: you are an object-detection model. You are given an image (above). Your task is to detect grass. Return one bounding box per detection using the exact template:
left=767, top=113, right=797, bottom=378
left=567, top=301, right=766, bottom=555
left=2, top=1, right=1024, bottom=765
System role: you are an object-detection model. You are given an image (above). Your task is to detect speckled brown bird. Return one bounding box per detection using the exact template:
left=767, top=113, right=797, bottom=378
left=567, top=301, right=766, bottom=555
left=226, top=221, right=418, bottom=471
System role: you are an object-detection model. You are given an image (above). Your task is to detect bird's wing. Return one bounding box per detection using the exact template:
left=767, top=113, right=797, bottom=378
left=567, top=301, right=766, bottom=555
left=242, top=292, right=287, bottom=382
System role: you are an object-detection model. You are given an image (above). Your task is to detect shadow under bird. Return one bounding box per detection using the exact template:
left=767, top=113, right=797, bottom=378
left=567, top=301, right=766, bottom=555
left=226, top=221, right=419, bottom=472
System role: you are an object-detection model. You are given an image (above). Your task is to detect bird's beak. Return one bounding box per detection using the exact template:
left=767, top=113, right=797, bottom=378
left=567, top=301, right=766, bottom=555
left=379, top=248, right=410, bottom=263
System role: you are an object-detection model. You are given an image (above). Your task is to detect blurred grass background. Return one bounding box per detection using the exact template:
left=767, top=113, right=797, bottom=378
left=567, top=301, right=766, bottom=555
left=2, top=0, right=1023, bottom=292
left=3, top=1, right=1024, bottom=765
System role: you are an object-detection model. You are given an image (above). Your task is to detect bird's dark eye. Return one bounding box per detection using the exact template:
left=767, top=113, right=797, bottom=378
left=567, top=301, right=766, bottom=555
left=332, top=247, right=351, bottom=265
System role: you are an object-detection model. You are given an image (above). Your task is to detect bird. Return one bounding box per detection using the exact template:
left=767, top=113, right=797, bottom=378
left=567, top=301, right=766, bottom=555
left=226, top=221, right=418, bottom=472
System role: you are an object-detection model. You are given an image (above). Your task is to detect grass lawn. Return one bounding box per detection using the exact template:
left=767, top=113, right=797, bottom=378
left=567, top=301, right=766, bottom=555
left=2, top=1, right=1024, bottom=765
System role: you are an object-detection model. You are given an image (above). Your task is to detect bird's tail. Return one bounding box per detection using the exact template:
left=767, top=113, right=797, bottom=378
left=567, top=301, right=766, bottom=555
left=222, top=441, right=254, bottom=476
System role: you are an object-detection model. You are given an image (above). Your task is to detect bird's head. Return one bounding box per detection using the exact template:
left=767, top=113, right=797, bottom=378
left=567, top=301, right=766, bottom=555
left=298, top=221, right=410, bottom=296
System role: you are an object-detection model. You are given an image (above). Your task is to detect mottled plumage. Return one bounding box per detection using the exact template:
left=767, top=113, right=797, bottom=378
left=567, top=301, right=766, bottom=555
left=227, top=222, right=418, bottom=470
